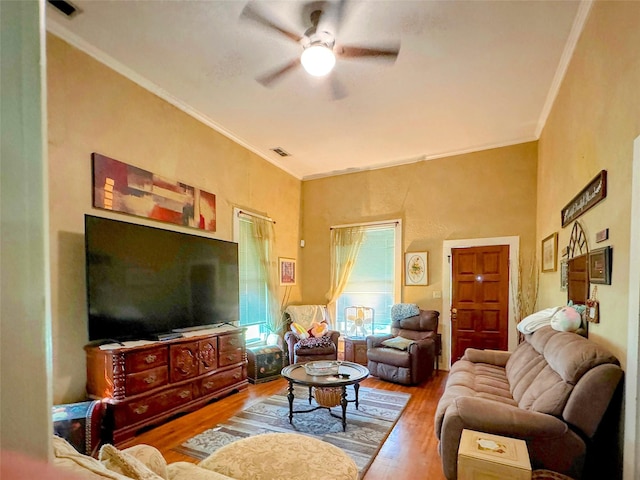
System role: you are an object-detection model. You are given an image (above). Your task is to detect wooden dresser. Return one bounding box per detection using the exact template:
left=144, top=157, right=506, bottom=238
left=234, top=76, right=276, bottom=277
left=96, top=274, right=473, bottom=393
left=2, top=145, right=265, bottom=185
left=85, top=327, right=247, bottom=445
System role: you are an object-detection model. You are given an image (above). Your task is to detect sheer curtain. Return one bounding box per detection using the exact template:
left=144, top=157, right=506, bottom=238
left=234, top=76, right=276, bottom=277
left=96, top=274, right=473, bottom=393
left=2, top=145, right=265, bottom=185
left=326, top=226, right=366, bottom=321
left=249, top=216, right=285, bottom=337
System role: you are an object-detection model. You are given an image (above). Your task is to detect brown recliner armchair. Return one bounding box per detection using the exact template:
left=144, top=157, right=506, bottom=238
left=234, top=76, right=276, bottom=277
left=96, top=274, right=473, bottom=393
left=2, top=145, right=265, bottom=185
left=366, top=309, right=439, bottom=385
left=282, top=305, right=340, bottom=364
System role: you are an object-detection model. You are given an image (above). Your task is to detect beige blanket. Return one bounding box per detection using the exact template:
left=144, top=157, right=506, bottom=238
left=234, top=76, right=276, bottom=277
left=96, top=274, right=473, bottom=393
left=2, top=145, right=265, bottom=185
left=284, top=305, right=330, bottom=329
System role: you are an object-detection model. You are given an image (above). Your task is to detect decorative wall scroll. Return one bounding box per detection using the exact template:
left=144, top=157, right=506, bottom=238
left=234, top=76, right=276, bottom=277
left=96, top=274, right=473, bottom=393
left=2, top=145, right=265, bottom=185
left=92, top=153, right=216, bottom=232
left=561, top=170, right=607, bottom=227
left=589, top=246, right=612, bottom=285
left=405, top=252, right=428, bottom=285
left=279, top=257, right=296, bottom=286
left=541, top=233, right=558, bottom=272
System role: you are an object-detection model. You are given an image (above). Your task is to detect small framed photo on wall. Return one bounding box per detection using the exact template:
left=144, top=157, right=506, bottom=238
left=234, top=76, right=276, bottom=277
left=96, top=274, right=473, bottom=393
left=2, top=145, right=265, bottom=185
left=279, top=257, right=296, bottom=286
left=560, top=260, right=568, bottom=291
left=541, top=232, right=558, bottom=272
left=588, top=246, right=612, bottom=285
left=405, top=252, right=428, bottom=286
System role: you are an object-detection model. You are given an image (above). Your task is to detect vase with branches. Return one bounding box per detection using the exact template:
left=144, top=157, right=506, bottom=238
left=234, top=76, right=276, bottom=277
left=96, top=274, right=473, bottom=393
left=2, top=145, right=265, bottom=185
left=511, top=254, right=539, bottom=343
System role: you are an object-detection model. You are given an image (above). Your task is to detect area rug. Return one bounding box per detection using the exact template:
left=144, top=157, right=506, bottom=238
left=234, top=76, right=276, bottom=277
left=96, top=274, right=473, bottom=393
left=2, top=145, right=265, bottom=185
left=174, top=386, right=410, bottom=476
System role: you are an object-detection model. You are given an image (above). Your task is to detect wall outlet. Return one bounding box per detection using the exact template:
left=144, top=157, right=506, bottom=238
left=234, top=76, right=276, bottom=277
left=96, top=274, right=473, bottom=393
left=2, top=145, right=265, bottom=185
left=433, top=291, right=442, bottom=299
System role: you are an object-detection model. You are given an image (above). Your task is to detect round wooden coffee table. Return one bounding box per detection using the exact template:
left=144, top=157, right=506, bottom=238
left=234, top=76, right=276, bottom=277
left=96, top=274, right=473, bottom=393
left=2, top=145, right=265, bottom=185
left=281, top=361, right=369, bottom=432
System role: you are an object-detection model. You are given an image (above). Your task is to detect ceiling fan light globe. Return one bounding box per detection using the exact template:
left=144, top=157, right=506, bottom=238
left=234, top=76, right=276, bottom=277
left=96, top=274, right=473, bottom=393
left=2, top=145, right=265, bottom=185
left=301, top=45, right=336, bottom=77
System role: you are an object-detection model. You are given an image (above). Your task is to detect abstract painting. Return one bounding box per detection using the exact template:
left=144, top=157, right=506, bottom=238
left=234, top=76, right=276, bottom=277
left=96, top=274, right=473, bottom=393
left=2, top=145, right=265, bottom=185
left=92, top=153, right=216, bottom=232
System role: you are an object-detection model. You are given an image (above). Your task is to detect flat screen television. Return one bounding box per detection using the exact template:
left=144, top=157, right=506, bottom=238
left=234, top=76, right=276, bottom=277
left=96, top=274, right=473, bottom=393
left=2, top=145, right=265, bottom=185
left=85, top=215, right=239, bottom=342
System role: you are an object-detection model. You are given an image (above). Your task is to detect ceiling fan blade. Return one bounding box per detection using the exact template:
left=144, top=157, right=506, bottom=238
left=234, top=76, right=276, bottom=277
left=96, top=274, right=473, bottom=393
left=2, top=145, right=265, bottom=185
left=256, top=58, right=301, bottom=87
left=240, top=2, right=301, bottom=43
left=337, top=44, right=400, bottom=61
left=316, top=0, right=349, bottom=36
left=329, top=74, right=348, bottom=101
left=333, top=0, right=349, bottom=33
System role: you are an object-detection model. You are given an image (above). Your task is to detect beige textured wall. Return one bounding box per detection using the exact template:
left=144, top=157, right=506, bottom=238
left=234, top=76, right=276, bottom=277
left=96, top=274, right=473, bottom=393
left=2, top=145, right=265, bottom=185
left=301, top=142, right=538, bottom=349
left=47, top=34, right=302, bottom=404
left=537, top=1, right=640, bottom=367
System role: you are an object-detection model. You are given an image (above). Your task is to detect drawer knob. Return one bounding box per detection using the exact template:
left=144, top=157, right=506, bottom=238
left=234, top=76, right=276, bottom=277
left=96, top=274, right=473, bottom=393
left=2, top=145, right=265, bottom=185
left=179, top=390, right=190, bottom=399
left=227, top=355, right=234, bottom=361
left=143, top=375, right=157, bottom=384
left=134, top=405, right=149, bottom=415
left=145, top=354, right=157, bottom=364
left=204, top=381, right=214, bottom=389
left=233, top=373, right=241, bottom=379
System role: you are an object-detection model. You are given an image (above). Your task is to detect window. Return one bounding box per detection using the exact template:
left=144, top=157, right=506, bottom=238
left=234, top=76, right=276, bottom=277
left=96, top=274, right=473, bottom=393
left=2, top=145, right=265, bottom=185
left=335, top=223, right=401, bottom=335
left=235, top=213, right=270, bottom=344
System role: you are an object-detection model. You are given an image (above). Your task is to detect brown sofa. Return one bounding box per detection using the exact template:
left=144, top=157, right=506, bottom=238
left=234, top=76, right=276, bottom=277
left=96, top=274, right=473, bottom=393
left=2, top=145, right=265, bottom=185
left=366, top=309, right=439, bottom=385
left=434, top=326, right=623, bottom=480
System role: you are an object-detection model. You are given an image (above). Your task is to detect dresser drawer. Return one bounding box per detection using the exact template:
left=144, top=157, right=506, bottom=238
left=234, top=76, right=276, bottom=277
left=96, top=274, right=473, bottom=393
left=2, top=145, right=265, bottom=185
left=126, top=384, right=194, bottom=424
left=219, top=333, right=244, bottom=352
left=126, top=396, right=160, bottom=424
left=200, top=367, right=244, bottom=395
left=125, top=366, right=168, bottom=396
left=157, top=385, right=194, bottom=411
left=219, top=348, right=243, bottom=367
left=125, top=347, right=168, bottom=373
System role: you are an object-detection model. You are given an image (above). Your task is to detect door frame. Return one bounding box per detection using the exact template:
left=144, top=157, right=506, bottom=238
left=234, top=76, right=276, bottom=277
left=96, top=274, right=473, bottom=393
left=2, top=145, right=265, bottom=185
left=442, top=236, right=520, bottom=370
left=623, top=135, right=640, bottom=480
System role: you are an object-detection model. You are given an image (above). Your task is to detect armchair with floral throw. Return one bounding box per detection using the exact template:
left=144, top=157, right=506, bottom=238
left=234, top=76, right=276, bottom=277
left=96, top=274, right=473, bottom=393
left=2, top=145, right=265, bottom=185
left=283, top=305, right=340, bottom=364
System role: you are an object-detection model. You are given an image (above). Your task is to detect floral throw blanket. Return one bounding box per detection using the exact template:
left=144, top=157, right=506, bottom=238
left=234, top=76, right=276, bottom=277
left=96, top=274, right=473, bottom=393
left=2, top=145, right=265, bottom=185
left=295, top=336, right=333, bottom=350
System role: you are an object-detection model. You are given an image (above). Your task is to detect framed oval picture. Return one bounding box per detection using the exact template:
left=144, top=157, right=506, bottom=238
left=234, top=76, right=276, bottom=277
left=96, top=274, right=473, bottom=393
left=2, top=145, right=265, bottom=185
left=405, top=252, right=428, bottom=285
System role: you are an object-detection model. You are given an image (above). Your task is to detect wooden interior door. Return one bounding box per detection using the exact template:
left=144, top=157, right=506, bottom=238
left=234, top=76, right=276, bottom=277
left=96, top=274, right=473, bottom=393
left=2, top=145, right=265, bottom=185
left=451, top=245, right=510, bottom=363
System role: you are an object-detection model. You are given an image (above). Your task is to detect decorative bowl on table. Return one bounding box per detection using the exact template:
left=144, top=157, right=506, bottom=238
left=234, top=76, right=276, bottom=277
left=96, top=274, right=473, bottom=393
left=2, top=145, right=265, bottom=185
left=304, top=361, right=340, bottom=376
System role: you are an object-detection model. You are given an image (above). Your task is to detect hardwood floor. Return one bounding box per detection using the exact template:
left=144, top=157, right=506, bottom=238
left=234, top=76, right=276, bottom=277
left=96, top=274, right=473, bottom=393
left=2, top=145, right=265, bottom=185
left=129, top=371, right=449, bottom=480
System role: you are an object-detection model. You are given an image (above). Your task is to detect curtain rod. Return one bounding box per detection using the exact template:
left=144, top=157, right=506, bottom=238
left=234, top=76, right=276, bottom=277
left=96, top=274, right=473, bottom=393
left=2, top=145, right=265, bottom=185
left=236, top=209, right=275, bottom=224
left=330, top=219, right=401, bottom=230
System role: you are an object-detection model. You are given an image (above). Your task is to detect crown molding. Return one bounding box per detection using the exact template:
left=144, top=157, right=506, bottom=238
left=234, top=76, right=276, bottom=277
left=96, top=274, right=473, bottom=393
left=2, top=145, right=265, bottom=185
left=302, top=135, right=538, bottom=181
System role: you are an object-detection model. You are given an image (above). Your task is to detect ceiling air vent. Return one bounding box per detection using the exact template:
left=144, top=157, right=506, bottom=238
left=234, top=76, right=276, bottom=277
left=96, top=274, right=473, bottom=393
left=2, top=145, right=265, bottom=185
left=270, top=147, right=291, bottom=158
left=47, top=0, right=81, bottom=18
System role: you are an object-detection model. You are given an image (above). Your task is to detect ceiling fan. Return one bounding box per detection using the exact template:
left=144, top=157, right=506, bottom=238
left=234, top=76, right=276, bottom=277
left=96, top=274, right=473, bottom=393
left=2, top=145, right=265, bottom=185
left=240, top=1, right=400, bottom=99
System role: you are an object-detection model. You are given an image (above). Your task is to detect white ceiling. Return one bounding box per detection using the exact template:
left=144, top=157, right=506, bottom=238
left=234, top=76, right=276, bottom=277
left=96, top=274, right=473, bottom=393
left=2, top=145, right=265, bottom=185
left=46, top=0, right=588, bottom=180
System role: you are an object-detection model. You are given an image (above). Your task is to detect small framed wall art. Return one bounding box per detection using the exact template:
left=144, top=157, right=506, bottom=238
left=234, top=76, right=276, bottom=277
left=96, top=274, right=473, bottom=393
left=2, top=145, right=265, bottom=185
left=279, top=257, right=296, bottom=286
left=405, top=252, right=428, bottom=286
left=541, top=233, right=558, bottom=272
left=588, top=246, right=612, bottom=285
left=560, top=260, right=569, bottom=291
